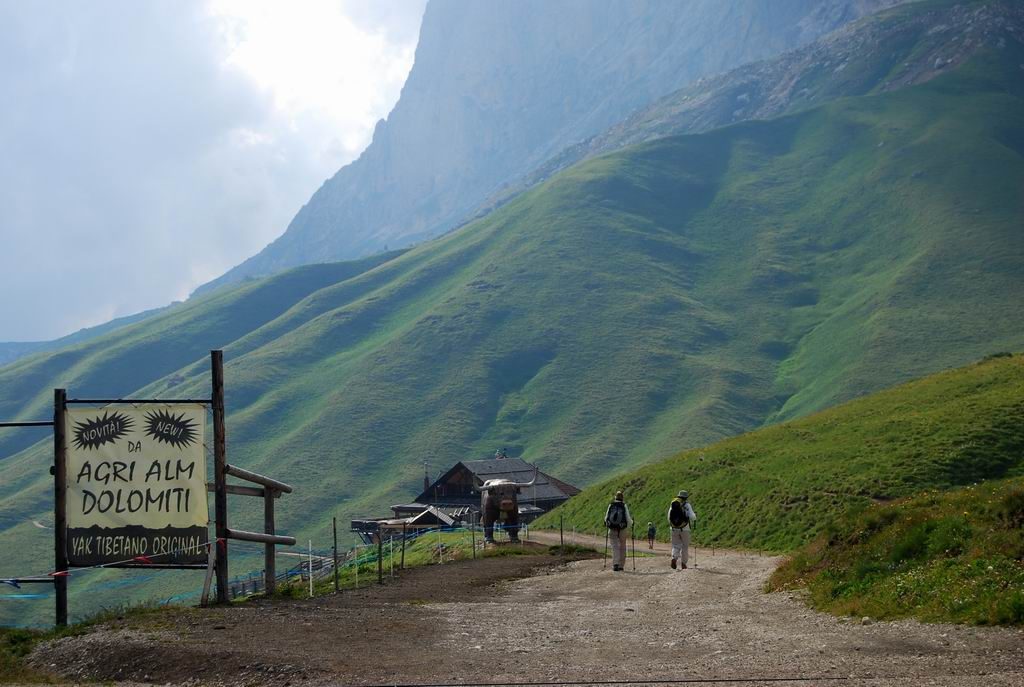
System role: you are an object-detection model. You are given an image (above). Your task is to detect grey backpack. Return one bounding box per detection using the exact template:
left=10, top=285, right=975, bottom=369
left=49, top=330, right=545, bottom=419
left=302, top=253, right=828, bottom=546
left=606, top=501, right=627, bottom=530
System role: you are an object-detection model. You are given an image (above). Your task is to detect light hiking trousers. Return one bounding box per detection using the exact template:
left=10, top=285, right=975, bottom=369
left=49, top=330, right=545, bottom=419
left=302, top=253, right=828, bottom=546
left=611, top=528, right=628, bottom=568
left=671, top=526, right=690, bottom=566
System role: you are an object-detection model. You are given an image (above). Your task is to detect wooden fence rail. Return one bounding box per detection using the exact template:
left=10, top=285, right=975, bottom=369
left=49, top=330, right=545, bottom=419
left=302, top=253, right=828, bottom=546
left=207, top=455, right=296, bottom=600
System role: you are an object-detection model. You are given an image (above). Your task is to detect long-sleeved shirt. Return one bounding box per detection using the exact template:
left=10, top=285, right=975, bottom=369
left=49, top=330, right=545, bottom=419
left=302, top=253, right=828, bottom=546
left=667, top=499, right=697, bottom=528
left=604, top=501, right=633, bottom=528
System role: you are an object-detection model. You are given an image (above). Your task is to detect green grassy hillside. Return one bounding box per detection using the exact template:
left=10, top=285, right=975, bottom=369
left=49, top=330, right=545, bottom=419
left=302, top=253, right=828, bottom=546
left=0, top=305, right=169, bottom=366
left=2, top=33, right=1023, bottom=625
left=0, top=251, right=405, bottom=462
left=768, top=477, right=1024, bottom=625
left=537, top=354, right=1024, bottom=551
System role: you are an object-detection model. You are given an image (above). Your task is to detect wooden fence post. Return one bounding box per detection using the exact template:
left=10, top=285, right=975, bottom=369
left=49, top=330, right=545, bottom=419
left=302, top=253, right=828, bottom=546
left=201, top=542, right=216, bottom=605
left=211, top=350, right=228, bottom=603
left=53, top=388, right=68, bottom=627
left=264, top=486, right=276, bottom=595
left=400, top=524, right=406, bottom=570
left=377, top=535, right=383, bottom=585
left=333, top=517, right=340, bottom=592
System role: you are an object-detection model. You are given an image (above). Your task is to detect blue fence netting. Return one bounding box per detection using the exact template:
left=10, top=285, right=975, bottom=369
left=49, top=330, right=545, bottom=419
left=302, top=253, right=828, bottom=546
left=1, top=521, right=543, bottom=628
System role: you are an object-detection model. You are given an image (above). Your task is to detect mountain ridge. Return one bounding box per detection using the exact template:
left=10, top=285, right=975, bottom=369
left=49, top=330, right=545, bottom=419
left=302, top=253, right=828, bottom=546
left=475, top=0, right=1024, bottom=220
left=3, top=33, right=1021, bottom=529
left=198, top=0, right=906, bottom=294
left=0, top=307, right=170, bottom=367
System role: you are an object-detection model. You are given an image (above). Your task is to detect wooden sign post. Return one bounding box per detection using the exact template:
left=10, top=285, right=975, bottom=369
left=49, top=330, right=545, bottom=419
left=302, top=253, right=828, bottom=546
left=212, top=350, right=229, bottom=603
left=0, top=349, right=297, bottom=627
left=53, top=388, right=68, bottom=626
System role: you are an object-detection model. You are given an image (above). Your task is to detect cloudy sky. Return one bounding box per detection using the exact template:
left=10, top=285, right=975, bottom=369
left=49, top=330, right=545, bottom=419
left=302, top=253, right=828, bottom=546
left=0, top=0, right=426, bottom=341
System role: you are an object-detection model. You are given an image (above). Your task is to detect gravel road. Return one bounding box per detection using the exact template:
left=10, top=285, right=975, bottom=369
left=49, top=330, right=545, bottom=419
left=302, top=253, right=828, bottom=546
left=27, top=532, right=1024, bottom=686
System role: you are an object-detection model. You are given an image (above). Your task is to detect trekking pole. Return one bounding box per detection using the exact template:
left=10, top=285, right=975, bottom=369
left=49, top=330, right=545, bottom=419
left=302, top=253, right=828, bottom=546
left=631, top=523, right=636, bottom=572
left=692, top=521, right=697, bottom=569
left=603, top=528, right=609, bottom=569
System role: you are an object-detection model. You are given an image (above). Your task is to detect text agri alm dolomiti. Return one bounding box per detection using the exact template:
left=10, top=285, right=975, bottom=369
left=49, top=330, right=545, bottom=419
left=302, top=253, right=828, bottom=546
left=65, top=406, right=208, bottom=565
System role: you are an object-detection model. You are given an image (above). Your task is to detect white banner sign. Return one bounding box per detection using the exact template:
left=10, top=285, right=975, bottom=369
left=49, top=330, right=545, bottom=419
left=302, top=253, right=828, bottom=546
left=64, top=405, right=208, bottom=565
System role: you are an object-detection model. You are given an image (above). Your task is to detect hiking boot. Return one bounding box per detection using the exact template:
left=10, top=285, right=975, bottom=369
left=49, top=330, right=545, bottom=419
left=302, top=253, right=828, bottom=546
left=670, top=558, right=677, bottom=569
left=612, top=564, right=622, bottom=571
left=680, top=563, right=688, bottom=569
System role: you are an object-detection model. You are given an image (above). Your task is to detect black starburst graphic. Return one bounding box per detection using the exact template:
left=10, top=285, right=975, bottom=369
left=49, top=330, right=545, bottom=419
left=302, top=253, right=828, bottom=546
left=144, top=410, right=198, bottom=448
left=72, top=411, right=134, bottom=450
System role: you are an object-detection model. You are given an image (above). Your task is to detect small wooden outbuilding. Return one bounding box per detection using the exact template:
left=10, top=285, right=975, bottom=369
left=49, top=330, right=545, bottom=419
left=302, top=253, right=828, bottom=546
left=351, top=456, right=579, bottom=542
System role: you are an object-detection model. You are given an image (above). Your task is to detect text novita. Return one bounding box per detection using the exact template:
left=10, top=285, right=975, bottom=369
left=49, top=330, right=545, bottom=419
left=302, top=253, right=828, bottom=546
left=80, top=487, right=194, bottom=515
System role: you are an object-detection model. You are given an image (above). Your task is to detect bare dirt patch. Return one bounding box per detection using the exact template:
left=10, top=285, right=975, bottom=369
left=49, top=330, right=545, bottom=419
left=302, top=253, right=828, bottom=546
left=28, top=535, right=1024, bottom=686
left=28, top=549, right=578, bottom=685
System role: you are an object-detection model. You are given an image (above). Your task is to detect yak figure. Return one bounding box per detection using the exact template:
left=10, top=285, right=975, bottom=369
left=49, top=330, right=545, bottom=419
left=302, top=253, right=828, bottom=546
left=475, top=468, right=538, bottom=543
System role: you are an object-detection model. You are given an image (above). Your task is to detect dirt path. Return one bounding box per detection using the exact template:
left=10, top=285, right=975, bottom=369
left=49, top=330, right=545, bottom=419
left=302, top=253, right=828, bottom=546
left=528, top=527, right=678, bottom=555
left=28, top=534, right=1024, bottom=686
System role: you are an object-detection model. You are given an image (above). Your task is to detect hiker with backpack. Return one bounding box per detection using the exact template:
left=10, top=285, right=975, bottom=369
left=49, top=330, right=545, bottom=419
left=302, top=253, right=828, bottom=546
left=646, top=521, right=656, bottom=549
left=604, top=490, right=633, bottom=572
left=667, top=490, right=697, bottom=569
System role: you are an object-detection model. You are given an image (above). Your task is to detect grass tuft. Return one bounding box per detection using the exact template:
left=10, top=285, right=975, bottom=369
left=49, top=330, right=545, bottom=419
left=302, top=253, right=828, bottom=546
left=768, top=478, right=1024, bottom=625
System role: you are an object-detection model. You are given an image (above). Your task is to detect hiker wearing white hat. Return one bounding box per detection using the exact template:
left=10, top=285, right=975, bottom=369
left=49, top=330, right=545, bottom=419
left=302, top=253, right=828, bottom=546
left=667, top=490, right=697, bottom=569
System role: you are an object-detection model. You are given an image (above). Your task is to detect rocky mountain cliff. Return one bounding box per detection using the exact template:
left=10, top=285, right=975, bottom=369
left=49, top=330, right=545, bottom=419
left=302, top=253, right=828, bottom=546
left=480, top=0, right=1024, bottom=208
left=200, top=0, right=906, bottom=293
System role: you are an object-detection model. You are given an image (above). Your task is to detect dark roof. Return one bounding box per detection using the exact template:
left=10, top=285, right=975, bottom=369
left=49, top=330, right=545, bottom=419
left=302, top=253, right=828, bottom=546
left=416, top=457, right=578, bottom=503
left=541, top=473, right=581, bottom=497
left=463, top=457, right=536, bottom=476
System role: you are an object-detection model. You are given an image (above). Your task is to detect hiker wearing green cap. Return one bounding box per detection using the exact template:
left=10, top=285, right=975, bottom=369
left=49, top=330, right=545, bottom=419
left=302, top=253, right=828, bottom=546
left=667, top=490, right=696, bottom=569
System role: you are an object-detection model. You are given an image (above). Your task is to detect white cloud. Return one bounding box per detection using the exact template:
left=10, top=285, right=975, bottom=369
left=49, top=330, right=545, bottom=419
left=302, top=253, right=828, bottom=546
left=0, top=0, right=424, bottom=341
left=210, top=0, right=418, bottom=162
